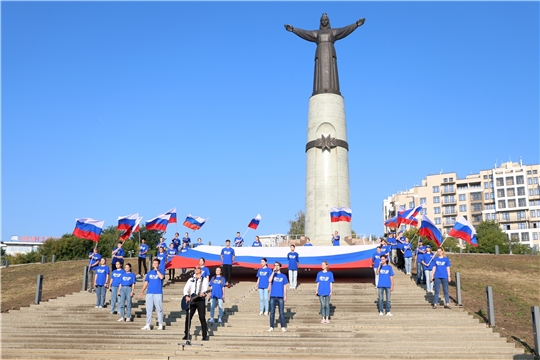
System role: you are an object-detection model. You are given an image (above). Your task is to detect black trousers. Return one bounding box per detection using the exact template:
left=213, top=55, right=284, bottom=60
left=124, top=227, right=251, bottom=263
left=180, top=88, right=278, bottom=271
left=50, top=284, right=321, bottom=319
left=184, top=298, right=208, bottom=337
left=223, top=264, right=232, bottom=285
left=138, top=257, right=147, bottom=275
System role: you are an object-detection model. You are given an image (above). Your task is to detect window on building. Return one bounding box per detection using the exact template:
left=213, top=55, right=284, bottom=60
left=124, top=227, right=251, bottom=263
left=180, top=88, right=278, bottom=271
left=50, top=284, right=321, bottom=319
left=421, top=208, right=427, bottom=215
left=409, top=201, right=414, bottom=209
left=496, top=178, right=504, bottom=186
left=484, top=182, right=489, bottom=189
left=531, top=210, right=536, bottom=218
left=518, top=222, right=527, bottom=229
left=459, top=205, right=467, bottom=212
left=517, top=211, right=526, bottom=220
left=444, top=206, right=456, bottom=215
left=444, top=195, right=455, bottom=204
left=529, top=178, right=533, bottom=185
left=527, top=170, right=532, bottom=175
left=490, top=181, right=494, bottom=188
left=485, top=204, right=495, bottom=210
left=518, top=198, right=526, bottom=207
left=472, top=203, right=482, bottom=212
left=516, top=175, right=524, bottom=184
left=534, top=169, right=538, bottom=174
left=507, top=188, right=515, bottom=197
left=510, top=233, right=519, bottom=241
left=443, top=178, right=447, bottom=183
left=508, top=199, right=516, bottom=208
left=521, top=232, right=530, bottom=242
left=459, top=194, right=466, bottom=201
left=445, top=217, right=456, bottom=226
left=536, top=188, right=540, bottom=195
left=444, top=185, right=455, bottom=193
left=434, top=207, right=441, bottom=214
left=491, top=192, right=495, bottom=199
left=420, top=197, right=426, bottom=205
left=483, top=175, right=488, bottom=179
left=535, top=177, right=539, bottom=184
left=517, top=187, right=525, bottom=196
left=498, top=200, right=506, bottom=209
left=485, top=214, right=492, bottom=221
left=433, top=186, right=439, bottom=193
left=484, top=192, right=490, bottom=200
left=472, top=214, right=482, bottom=223
left=497, top=189, right=505, bottom=198
left=449, top=177, right=454, bottom=182
left=506, top=177, right=514, bottom=185
left=502, top=212, right=510, bottom=220
left=471, top=192, right=482, bottom=201
left=435, top=218, right=441, bottom=225
left=533, top=232, right=538, bottom=240
left=434, top=196, right=440, bottom=204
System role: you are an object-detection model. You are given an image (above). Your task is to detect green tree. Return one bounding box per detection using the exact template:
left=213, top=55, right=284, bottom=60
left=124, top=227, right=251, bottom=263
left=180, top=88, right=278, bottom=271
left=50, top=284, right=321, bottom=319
left=466, top=220, right=509, bottom=254
left=288, top=211, right=305, bottom=236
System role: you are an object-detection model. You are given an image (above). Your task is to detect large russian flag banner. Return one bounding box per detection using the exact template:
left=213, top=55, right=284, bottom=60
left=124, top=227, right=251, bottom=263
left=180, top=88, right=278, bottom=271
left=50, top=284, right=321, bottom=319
left=449, top=216, right=478, bottom=247
left=74, top=218, right=105, bottom=242
left=248, top=214, right=262, bottom=230
left=117, top=213, right=138, bottom=231
left=165, top=208, right=177, bottom=224
left=418, top=215, right=443, bottom=246
left=183, top=214, right=206, bottom=230
left=146, top=213, right=171, bottom=232
left=330, top=207, right=352, bottom=223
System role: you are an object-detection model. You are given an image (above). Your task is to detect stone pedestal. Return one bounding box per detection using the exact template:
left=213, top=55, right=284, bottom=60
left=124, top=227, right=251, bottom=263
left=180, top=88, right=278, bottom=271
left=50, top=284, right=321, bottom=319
left=305, top=93, right=351, bottom=246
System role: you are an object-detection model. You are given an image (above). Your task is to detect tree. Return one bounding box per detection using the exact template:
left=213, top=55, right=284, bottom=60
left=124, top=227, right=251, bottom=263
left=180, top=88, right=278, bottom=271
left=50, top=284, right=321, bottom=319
left=288, top=211, right=305, bottom=236
left=466, top=220, right=509, bottom=254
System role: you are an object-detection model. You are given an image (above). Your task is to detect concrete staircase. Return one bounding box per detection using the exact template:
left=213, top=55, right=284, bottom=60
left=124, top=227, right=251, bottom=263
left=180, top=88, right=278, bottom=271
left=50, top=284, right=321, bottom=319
left=1, top=270, right=525, bottom=360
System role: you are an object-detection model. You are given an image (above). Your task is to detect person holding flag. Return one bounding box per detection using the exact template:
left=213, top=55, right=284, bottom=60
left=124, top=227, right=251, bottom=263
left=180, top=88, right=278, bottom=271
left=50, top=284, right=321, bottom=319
left=422, top=245, right=435, bottom=294
left=430, top=247, right=452, bottom=309
left=415, top=239, right=426, bottom=285
left=171, top=232, right=181, bottom=251
left=331, top=231, right=340, bottom=246
left=182, top=232, right=191, bottom=247
left=87, top=247, right=101, bottom=293
left=234, top=232, right=244, bottom=247
left=137, top=238, right=148, bottom=278
left=111, top=242, right=124, bottom=273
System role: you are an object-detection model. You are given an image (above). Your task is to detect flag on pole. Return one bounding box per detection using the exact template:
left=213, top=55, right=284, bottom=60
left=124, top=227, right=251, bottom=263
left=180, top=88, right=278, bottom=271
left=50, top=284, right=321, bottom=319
left=117, top=213, right=139, bottom=231
left=418, top=215, right=442, bottom=246
left=183, top=214, right=207, bottom=231
left=384, top=215, right=398, bottom=228
left=120, top=217, right=143, bottom=241
left=134, top=217, right=143, bottom=233
left=145, top=213, right=171, bottom=232
left=448, top=216, right=478, bottom=247
left=248, top=214, right=262, bottom=230
left=73, top=218, right=105, bottom=242
left=397, top=204, right=423, bottom=227
left=165, top=208, right=177, bottom=224
left=330, top=207, right=352, bottom=223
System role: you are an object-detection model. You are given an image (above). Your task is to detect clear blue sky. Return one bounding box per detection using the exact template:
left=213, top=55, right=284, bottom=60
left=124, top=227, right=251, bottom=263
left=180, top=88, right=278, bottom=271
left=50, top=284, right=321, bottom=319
left=2, top=2, right=538, bottom=245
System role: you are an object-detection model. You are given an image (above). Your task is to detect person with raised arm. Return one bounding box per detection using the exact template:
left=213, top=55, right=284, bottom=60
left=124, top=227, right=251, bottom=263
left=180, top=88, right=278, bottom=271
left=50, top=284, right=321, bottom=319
left=376, top=255, right=394, bottom=316
left=138, top=258, right=165, bottom=330
left=267, top=262, right=288, bottom=332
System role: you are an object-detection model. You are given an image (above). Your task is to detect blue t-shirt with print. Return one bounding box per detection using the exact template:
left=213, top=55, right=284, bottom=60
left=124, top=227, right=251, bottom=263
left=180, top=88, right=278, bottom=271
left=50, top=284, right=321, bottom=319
left=257, top=268, right=272, bottom=289
left=433, top=257, right=451, bottom=279
left=120, top=272, right=136, bottom=286
left=372, top=252, right=382, bottom=268
left=138, top=244, right=148, bottom=258
left=287, top=252, right=300, bottom=271
left=210, top=275, right=226, bottom=299
left=95, top=265, right=110, bottom=286
left=201, top=266, right=210, bottom=279
left=112, top=247, right=124, bottom=265
left=221, top=247, right=235, bottom=265
left=303, top=243, right=313, bottom=246
left=332, top=235, right=340, bottom=246
left=167, top=248, right=177, bottom=262
left=145, top=270, right=163, bottom=294
left=111, top=269, right=124, bottom=287
left=403, top=243, right=413, bottom=258
left=270, top=273, right=288, bottom=297
left=252, top=241, right=262, bottom=247
left=156, top=253, right=167, bottom=274
left=377, top=264, right=394, bottom=288
left=88, top=253, right=102, bottom=269
left=423, top=252, right=435, bottom=270
left=182, top=237, right=191, bottom=246
left=316, top=271, right=334, bottom=296
left=234, top=236, right=244, bottom=247
left=171, top=238, right=181, bottom=250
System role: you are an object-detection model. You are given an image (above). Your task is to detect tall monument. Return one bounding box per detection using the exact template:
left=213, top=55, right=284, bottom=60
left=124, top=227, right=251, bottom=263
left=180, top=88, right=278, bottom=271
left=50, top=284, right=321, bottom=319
left=285, top=14, right=365, bottom=246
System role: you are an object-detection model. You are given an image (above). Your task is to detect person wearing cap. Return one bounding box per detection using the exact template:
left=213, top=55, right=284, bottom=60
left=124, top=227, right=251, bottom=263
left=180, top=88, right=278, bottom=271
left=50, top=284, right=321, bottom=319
left=415, top=239, right=426, bottom=285
left=371, top=246, right=383, bottom=287
left=422, top=245, right=435, bottom=294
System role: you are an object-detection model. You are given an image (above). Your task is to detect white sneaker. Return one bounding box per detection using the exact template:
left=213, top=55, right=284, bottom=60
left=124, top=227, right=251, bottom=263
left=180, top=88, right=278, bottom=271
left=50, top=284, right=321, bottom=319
left=157, top=324, right=164, bottom=330
left=95, top=306, right=99, bottom=308
left=281, top=328, right=287, bottom=332
left=386, top=312, right=393, bottom=316
left=259, top=311, right=263, bottom=316
left=267, top=327, right=274, bottom=332
left=141, top=324, right=151, bottom=330
left=263, top=312, right=268, bottom=316
left=379, top=312, right=384, bottom=316
left=117, top=318, right=124, bottom=322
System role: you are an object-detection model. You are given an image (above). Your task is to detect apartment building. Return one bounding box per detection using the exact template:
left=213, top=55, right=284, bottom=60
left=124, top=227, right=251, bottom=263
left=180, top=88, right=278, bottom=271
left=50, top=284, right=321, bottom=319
left=382, top=160, right=540, bottom=249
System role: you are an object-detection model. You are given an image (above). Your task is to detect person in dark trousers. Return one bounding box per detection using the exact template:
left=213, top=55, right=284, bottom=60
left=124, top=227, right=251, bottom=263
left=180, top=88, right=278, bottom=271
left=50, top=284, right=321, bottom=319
left=182, top=266, right=209, bottom=341
left=137, top=238, right=148, bottom=277
left=220, top=240, right=235, bottom=287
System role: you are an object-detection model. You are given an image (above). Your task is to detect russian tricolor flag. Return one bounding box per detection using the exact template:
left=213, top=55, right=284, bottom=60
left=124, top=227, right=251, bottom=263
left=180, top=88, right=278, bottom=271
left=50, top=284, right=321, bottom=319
left=449, top=216, right=478, bottom=247
left=248, top=214, right=262, bottom=230
left=330, top=207, right=352, bottom=223
left=165, top=208, right=177, bottom=224
left=183, top=214, right=206, bottom=230
left=73, top=218, right=105, bottom=242
left=418, top=215, right=442, bottom=246
left=120, top=217, right=142, bottom=241
left=146, top=213, right=171, bottom=232
left=384, top=215, right=398, bottom=228
left=117, top=213, right=139, bottom=231
left=398, top=204, right=423, bottom=227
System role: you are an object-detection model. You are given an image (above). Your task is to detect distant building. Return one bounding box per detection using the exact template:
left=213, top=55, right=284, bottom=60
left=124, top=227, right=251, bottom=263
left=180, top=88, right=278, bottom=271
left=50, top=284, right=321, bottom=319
left=383, top=160, right=540, bottom=249
left=2, top=236, right=55, bottom=255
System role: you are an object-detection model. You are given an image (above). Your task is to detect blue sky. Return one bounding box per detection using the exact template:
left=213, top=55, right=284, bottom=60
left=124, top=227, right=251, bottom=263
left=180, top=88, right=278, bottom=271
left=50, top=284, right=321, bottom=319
left=2, top=2, right=538, bottom=245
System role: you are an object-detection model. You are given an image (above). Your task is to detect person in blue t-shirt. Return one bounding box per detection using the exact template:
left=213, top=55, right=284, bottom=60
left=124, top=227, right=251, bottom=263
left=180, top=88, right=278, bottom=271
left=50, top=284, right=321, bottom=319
left=303, top=238, right=313, bottom=246
left=371, top=246, right=383, bottom=287
left=138, top=258, right=165, bottom=330
left=138, top=238, right=148, bottom=277
left=182, top=232, right=191, bottom=247
left=234, top=232, right=244, bottom=247
left=171, top=232, right=181, bottom=251
left=179, top=242, right=189, bottom=275
left=376, top=255, right=394, bottom=316
left=208, top=267, right=226, bottom=323
left=220, top=240, right=235, bottom=287
left=267, top=262, right=288, bottom=332
left=109, top=261, right=124, bottom=314
left=431, top=247, right=452, bottom=309
left=316, top=261, right=334, bottom=324
left=155, top=247, right=167, bottom=284
left=256, top=258, right=271, bottom=315
left=331, top=231, right=340, bottom=246
left=198, top=258, right=210, bottom=281
left=387, top=233, right=397, bottom=264
left=422, top=245, right=435, bottom=294
left=194, top=238, right=204, bottom=247
left=287, top=245, right=300, bottom=289
left=402, top=238, right=413, bottom=275
left=111, top=242, right=125, bottom=272
left=396, top=234, right=406, bottom=271
left=252, top=235, right=263, bottom=247
left=415, top=239, right=426, bottom=285
left=167, top=243, right=177, bottom=281
left=156, top=236, right=167, bottom=251
left=94, top=258, right=110, bottom=308
left=380, top=239, right=391, bottom=260
left=87, top=247, right=102, bottom=292
left=118, top=263, right=136, bottom=322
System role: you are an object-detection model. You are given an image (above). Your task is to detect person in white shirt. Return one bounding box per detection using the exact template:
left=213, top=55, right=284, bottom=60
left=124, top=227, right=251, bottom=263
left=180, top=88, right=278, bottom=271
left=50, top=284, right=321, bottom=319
left=182, top=266, right=209, bottom=341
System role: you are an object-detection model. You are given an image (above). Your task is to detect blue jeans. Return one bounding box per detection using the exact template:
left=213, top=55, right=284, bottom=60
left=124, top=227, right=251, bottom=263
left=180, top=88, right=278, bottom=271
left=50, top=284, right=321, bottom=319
left=377, top=287, right=391, bottom=313
left=109, top=286, right=119, bottom=313
left=404, top=257, right=412, bottom=273
left=258, top=288, right=269, bottom=313
left=145, top=293, right=163, bottom=326
left=424, top=270, right=433, bottom=292
left=210, top=298, right=223, bottom=319
left=119, top=286, right=132, bottom=319
left=95, top=285, right=106, bottom=307
left=269, top=297, right=285, bottom=329
left=417, top=262, right=425, bottom=282
left=433, top=278, right=449, bottom=305
left=319, top=295, right=330, bottom=317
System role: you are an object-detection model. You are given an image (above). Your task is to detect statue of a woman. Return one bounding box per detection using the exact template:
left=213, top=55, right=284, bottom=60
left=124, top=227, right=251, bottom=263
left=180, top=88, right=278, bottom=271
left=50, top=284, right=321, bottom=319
left=285, top=14, right=365, bottom=96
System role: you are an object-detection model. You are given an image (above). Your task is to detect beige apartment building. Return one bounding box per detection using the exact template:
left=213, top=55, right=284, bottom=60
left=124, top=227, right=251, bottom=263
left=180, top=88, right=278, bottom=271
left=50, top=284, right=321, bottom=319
left=382, top=160, right=540, bottom=250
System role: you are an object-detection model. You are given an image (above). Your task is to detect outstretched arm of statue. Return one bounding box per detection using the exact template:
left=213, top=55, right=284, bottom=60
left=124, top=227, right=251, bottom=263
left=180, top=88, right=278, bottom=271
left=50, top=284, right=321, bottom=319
left=285, top=25, right=318, bottom=43
left=284, top=24, right=294, bottom=32
left=356, top=18, right=365, bottom=27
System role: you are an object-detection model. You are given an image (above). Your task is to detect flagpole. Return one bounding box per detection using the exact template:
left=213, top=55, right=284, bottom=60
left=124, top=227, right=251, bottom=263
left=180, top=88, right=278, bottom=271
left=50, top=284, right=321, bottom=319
left=426, top=236, right=449, bottom=267
left=242, top=228, right=250, bottom=239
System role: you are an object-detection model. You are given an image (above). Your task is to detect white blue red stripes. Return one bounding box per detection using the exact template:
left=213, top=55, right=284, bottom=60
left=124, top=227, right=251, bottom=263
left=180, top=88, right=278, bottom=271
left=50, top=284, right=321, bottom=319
left=384, top=215, right=398, bottom=228
left=117, top=213, right=138, bottom=231
left=165, top=208, right=177, bottom=224
left=73, top=218, right=104, bottom=242
left=183, top=214, right=206, bottom=230
left=418, top=215, right=442, bottom=246
left=449, top=216, right=478, bottom=247
left=145, top=213, right=171, bottom=232
left=248, top=214, right=262, bottom=230
left=330, top=207, right=352, bottom=223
